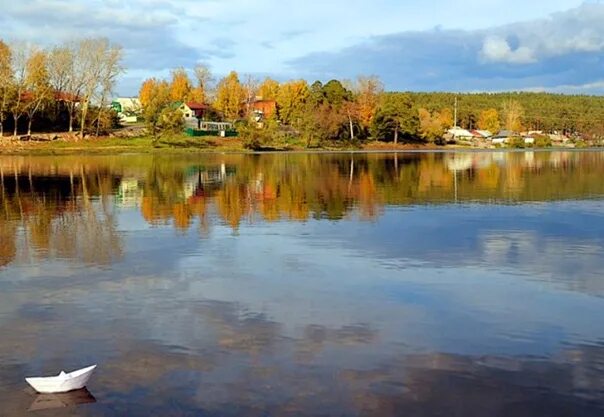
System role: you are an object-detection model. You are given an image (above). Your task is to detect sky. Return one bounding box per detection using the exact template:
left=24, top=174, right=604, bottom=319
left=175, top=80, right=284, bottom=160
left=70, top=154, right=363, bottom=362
left=0, top=0, right=603, bottom=95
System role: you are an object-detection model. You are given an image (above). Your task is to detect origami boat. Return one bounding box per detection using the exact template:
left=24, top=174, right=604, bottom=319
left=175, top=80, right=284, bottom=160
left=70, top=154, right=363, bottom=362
left=25, top=365, right=97, bottom=394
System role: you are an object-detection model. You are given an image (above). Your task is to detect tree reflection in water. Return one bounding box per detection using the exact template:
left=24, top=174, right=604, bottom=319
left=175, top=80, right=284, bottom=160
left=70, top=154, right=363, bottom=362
left=1, top=151, right=604, bottom=267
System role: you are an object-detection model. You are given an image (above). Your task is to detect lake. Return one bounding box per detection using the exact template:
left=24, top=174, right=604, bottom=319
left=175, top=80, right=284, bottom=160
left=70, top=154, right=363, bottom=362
left=1, top=151, right=603, bottom=416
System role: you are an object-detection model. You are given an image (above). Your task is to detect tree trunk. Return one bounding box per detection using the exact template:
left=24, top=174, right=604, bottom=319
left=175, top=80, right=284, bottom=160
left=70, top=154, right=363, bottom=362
left=394, top=126, right=399, bottom=144
left=27, top=117, right=32, bottom=136
left=96, top=95, right=106, bottom=137
left=80, top=100, right=88, bottom=138
left=13, top=115, right=18, bottom=138
left=348, top=113, right=354, bottom=141
left=68, top=104, right=74, bottom=132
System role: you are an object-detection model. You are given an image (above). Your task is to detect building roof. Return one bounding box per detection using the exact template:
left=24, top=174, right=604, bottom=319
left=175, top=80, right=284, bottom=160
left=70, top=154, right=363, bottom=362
left=185, top=102, right=210, bottom=110
left=472, top=129, right=492, bottom=138
left=448, top=127, right=474, bottom=137
left=20, top=90, right=81, bottom=102
left=494, top=130, right=515, bottom=138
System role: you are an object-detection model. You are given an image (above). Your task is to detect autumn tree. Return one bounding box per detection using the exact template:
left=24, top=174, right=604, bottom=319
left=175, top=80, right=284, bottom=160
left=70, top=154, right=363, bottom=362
left=139, top=78, right=172, bottom=140
left=354, top=75, right=384, bottom=131
left=170, top=67, right=193, bottom=102
left=0, top=40, right=12, bottom=138
left=478, top=108, right=500, bottom=133
left=276, top=80, right=309, bottom=126
left=24, top=49, right=53, bottom=135
left=214, top=71, right=245, bottom=121
left=438, top=108, right=454, bottom=130
left=502, top=99, right=524, bottom=132
left=139, top=78, right=156, bottom=109
left=258, top=77, right=280, bottom=100
left=419, top=108, right=447, bottom=144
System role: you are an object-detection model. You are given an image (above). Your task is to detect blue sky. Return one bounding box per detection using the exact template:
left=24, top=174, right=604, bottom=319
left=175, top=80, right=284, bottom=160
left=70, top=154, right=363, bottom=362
left=0, top=0, right=603, bottom=95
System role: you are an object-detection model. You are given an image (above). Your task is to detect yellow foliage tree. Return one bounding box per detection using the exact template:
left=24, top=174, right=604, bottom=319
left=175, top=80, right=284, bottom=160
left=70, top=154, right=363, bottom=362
left=169, top=67, right=192, bottom=102
left=214, top=71, right=245, bottom=120
left=438, top=108, right=454, bottom=130
left=276, top=80, right=309, bottom=125
left=138, top=77, right=172, bottom=138
left=187, top=87, right=205, bottom=104
left=258, top=77, right=280, bottom=101
left=139, top=78, right=157, bottom=109
left=502, top=99, right=524, bottom=132
left=478, top=108, right=501, bottom=133
left=24, top=49, right=53, bottom=135
left=0, top=40, right=12, bottom=137
left=354, top=75, right=383, bottom=129
left=419, top=108, right=446, bottom=143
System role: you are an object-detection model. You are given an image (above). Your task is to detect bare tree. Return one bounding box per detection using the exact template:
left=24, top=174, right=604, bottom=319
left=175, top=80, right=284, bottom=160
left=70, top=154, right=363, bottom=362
left=193, top=63, right=214, bottom=102
left=75, top=38, right=122, bottom=138
left=9, top=43, right=30, bottom=138
left=242, top=74, right=259, bottom=118
left=47, top=45, right=74, bottom=124
left=0, top=40, right=12, bottom=138
left=95, top=45, right=123, bottom=136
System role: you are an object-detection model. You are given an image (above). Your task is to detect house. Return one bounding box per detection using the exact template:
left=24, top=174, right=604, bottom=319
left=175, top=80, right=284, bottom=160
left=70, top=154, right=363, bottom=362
left=491, top=130, right=515, bottom=144
left=448, top=127, right=474, bottom=140
left=473, top=130, right=492, bottom=138
left=112, top=97, right=141, bottom=113
left=179, top=102, right=212, bottom=119
left=248, top=99, right=277, bottom=120
left=111, top=97, right=141, bottom=123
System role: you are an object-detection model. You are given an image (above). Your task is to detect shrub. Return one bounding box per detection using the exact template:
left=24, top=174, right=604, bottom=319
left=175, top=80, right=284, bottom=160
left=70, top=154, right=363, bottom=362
left=534, top=134, right=552, bottom=148
left=157, top=107, right=184, bottom=136
left=239, top=124, right=275, bottom=150
left=507, top=137, right=525, bottom=148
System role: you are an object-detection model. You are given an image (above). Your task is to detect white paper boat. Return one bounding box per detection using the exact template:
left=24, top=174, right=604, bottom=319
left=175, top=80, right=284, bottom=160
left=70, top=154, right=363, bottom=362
left=25, top=365, right=97, bottom=394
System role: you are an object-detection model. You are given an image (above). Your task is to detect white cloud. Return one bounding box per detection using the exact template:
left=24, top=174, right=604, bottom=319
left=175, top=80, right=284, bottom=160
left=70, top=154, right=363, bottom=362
left=481, top=3, right=604, bottom=65
left=0, top=0, right=594, bottom=93
left=289, top=3, right=604, bottom=93
left=481, top=36, right=536, bottom=64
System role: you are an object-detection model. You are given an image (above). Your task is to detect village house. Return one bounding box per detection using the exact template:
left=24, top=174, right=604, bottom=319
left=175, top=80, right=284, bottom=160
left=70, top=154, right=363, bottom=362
left=248, top=99, right=277, bottom=121
left=111, top=97, right=141, bottom=123
left=178, top=102, right=212, bottom=120
left=447, top=127, right=474, bottom=141
left=491, top=130, right=515, bottom=145
left=472, top=130, right=493, bottom=139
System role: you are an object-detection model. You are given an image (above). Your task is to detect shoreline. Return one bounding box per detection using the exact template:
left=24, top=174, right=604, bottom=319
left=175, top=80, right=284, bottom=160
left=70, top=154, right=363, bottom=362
left=0, top=135, right=599, bottom=156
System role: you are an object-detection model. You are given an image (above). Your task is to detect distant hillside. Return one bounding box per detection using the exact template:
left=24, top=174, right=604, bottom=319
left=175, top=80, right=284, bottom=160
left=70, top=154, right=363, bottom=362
left=394, top=92, right=604, bottom=137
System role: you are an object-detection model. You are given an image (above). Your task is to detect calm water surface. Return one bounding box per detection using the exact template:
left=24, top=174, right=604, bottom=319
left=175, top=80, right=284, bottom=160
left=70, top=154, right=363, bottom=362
left=1, top=151, right=603, bottom=416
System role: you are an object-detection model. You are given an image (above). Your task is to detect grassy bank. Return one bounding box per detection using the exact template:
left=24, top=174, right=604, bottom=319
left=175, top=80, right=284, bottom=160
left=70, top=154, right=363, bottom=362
left=0, top=134, right=450, bottom=155
left=0, top=135, right=242, bottom=155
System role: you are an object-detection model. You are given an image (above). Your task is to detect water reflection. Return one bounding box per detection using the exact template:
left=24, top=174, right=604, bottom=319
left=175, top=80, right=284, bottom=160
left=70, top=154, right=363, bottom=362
left=1, top=152, right=604, bottom=265
left=28, top=388, right=96, bottom=412
left=0, top=151, right=604, bottom=415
